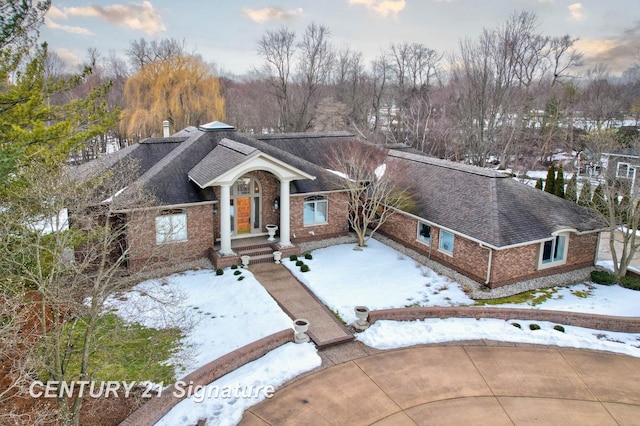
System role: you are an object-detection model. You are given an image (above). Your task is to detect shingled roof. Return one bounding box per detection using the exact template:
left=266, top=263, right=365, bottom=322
left=77, top=128, right=347, bottom=207
left=388, top=150, right=605, bottom=248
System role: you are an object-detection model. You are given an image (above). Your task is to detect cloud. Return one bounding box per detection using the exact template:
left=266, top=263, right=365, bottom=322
left=576, top=23, right=640, bottom=74
left=348, top=0, right=406, bottom=18
left=53, top=48, right=83, bottom=67
left=568, top=3, right=584, bottom=21
left=241, top=7, right=303, bottom=23
left=46, top=1, right=165, bottom=36
left=45, top=17, right=94, bottom=35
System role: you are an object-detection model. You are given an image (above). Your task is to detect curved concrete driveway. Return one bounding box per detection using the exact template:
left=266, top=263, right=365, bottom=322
left=241, top=344, right=640, bottom=425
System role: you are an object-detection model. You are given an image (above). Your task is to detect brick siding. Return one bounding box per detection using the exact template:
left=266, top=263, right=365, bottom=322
left=378, top=211, right=599, bottom=289
left=127, top=204, right=214, bottom=272
left=290, top=192, right=350, bottom=242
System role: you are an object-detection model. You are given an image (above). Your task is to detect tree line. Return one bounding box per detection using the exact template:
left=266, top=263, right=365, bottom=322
left=34, top=11, right=640, bottom=172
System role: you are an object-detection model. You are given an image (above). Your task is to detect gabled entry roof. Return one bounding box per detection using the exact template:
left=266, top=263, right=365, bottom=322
left=188, top=138, right=315, bottom=188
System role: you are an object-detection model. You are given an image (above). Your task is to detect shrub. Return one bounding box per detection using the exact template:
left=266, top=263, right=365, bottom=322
left=300, top=264, right=310, bottom=273
left=230, top=264, right=238, bottom=270
left=215, top=269, right=223, bottom=276
left=590, top=270, right=617, bottom=285
left=554, top=325, right=565, bottom=333
left=304, top=253, right=313, bottom=260
left=295, top=260, right=304, bottom=267
left=233, top=270, right=242, bottom=276
left=237, top=276, right=245, bottom=281
left=620, top=276, right=640, bottom=291
left=529, top=323, right=540, bottom=331
left=511, top=322, right=521, bottom=329
left=289, top=254, right=298, bottom=261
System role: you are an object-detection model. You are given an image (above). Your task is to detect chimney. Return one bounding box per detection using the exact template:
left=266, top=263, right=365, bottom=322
left=162, top=120, right=170, bottom=137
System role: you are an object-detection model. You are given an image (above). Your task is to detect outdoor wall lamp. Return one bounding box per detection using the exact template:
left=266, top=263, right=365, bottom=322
left=213, top=203, right=219, bottom=215
left=273, top=196, right=280, bottom=211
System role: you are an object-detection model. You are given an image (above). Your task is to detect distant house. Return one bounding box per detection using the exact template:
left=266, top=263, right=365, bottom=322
left=77, top=122, right=605, bottom=289
left=601, top=148, right=640, bottom=197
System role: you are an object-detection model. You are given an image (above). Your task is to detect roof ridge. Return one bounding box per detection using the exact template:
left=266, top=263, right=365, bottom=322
left=256, top=131, right=353, bottom=140
left=388, top=150, right=508, bottom=178
left=136, top=130, right=205, bottom=187
left=488, top=177, right=502, bottom=247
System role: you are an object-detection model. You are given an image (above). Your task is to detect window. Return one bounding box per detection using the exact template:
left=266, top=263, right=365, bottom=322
left=155, top=209, right=187, bottom=244
left=304, top=195, right=328, bottom=225
left=539, top=235, right=567, bottom=268
left=417, top=222, right=431, bottom=244
left=616, top=162, right=636, bottom=179
left=439, top=230, right=454, bottom=255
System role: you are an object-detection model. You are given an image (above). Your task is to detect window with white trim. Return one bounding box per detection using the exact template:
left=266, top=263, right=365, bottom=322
left=439, top=230, right=455, bottom=255
left=539, top=234, right=568, bottom=268
left=304, top=195, right=328, bottom=225
left=417, top=222, right=431, bottom=245
left=616, top=162, right=636, bottom=179
left=155, top=209, right=187, bottom=244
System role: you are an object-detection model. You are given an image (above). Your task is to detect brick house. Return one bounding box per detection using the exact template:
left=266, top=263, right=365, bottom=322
left=79, top=122, right=605, bottom=288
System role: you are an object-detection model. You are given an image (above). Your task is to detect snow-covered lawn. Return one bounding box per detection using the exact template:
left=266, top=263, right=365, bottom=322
left=284, top=238, right=473, bottom=323
left=489, top=282, right=640, bottom=316
left=284, top=238, right=640, bottom=358
left=105, top=269, right=296, bottom=377
left=109, top=238, right=640, bottom=425
left=156, top=342, right=320, bottom=426
left=107, top=268, right=321, bottom=426
left=358, top=318, right=640, bottom=357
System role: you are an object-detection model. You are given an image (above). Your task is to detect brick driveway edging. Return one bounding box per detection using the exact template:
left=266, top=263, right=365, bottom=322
left=119, top=329, right=293, bottom=426
left=368, top=306, right=640, bottom=333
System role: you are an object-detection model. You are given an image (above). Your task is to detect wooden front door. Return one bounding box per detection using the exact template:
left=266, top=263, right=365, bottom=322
left=236, top=197, right=251, bottom=233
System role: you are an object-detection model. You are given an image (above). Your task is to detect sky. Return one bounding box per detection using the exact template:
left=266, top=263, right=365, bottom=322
left=40, top=0, right=640, bottom=76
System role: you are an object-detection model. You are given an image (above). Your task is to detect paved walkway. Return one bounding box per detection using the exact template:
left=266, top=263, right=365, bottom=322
left=249, top=263, right=353, bottom=347
left=241, top=341, right=640, bottom=425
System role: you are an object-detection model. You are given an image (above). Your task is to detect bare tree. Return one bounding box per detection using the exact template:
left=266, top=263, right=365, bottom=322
left=579, top=130, right=639, bottom=278
left=325, top=141, right=412, bottom=247
left=126, top=38, right=186, bottom=73
left=256, top=27, right=296, bottom=132
left=0, top=159, right=186, bottom=425
left=293, top=22, right=334, bottom=131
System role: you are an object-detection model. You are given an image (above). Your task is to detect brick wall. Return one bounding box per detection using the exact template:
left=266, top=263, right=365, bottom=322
left=367, top=306, right=640, bottom=333
left=378, top=213, right=489, bottom=283
left=378, top=212, right=599, bottom=289
left=290, top=192, right=350, bottom=242
left=489, top=233, right=598, bottom=288
left=127, top=204, right=214, bottom=272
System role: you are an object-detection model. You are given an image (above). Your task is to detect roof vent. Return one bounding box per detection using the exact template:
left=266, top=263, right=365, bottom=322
left=198, top=121, right=235, bottom=132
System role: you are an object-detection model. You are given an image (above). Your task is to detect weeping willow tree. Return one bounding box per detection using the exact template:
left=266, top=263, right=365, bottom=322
left=122, top=54, right=225, bottom=142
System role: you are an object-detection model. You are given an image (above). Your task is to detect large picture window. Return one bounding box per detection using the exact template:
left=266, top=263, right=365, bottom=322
left=438, top=229, right=455, bottom=255
left=539, top=235, right=568, bottom=268
left=304, top=195, right=328, bottom=225
left=155, top=209, right=187, bottom=244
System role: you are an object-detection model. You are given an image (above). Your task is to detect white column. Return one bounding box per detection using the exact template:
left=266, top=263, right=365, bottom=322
left=219, top=184, right=234, bottom=256
left=279, top=179, right=292, bottom=247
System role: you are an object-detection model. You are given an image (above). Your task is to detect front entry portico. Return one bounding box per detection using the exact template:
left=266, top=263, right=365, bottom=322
left=187, top=138, right=315, bottom=258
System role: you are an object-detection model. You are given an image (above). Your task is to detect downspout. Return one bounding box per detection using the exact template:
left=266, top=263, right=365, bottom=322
left=479, top=243, right=493, bottom=285
left=594, top=230, right=601, bottom=267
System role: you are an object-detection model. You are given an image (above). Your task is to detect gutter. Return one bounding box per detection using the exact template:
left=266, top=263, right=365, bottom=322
left=479, top=243, right=493, bottom=285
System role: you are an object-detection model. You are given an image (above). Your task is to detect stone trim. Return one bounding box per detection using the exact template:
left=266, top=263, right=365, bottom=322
left=119, top=329, right=293, bottom=426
